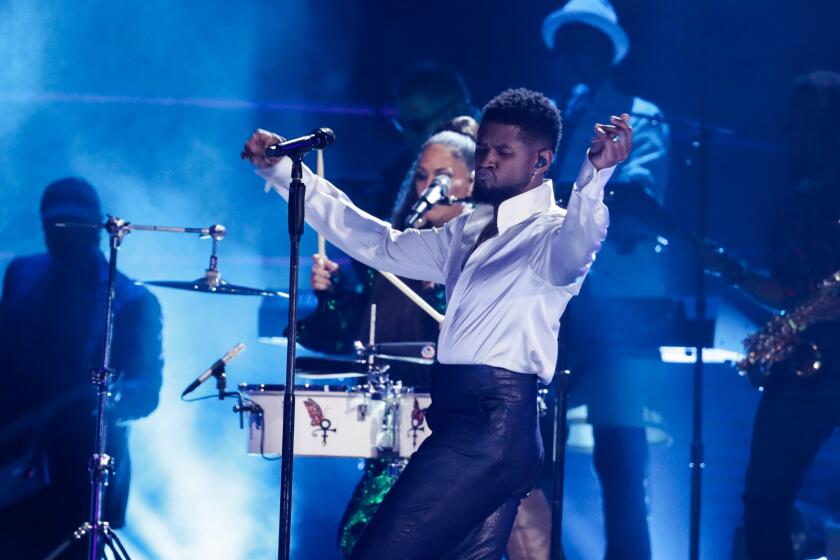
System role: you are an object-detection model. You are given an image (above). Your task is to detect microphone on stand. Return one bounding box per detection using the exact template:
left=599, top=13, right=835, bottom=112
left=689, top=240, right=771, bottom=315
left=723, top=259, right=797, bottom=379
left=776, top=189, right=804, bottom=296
left=181, top=342, right=246, bottom=397
left=405, top=174, right=452, bottom=227
left=265, top=128, right=335, bottom=158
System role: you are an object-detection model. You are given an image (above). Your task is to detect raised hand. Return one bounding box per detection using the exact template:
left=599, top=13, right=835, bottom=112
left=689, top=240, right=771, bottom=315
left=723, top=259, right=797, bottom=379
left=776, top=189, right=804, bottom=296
left=311, top=254, right=339, bottom=291
left=241, top=128, right=285, bottom=169
left=589, top=114, right=633, bottom=170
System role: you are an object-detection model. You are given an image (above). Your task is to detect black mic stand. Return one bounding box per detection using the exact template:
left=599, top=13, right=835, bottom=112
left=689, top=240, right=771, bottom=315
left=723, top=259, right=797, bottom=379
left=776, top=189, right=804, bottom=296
left=277, top=151, right=307, bottom=560
left=44, top=216, right=131, bottom=560
left=688, top=122, right=711, bottom=560
left=215, top=366, right=228, bottom=400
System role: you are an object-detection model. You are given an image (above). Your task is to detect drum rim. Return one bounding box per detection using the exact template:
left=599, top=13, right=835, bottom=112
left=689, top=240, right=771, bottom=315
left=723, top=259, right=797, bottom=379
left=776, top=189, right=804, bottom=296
left=238, top=383, right=352, bottom=393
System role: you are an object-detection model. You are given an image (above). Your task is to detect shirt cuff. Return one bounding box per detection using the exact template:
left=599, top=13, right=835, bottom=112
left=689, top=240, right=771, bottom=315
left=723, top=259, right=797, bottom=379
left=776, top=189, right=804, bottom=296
left=256, top=157, right=319, bottom=202
left=575, top=151, right=615, bottom=200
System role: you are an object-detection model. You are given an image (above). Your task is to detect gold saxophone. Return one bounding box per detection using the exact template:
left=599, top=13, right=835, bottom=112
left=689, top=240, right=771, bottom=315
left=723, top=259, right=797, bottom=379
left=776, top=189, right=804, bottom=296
left=738, top=270, right=840, bottom=387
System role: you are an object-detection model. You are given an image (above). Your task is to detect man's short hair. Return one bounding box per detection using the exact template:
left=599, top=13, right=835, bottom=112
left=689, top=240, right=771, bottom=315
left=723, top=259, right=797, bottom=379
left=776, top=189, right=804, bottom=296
left=481, top=88, right=562, bottom=153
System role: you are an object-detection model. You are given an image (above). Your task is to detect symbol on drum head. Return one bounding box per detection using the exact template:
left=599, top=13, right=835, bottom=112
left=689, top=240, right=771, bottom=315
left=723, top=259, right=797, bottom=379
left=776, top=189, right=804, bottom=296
left=408, top=398, right=429, bottom=448
left=304, top=398, right=336, bottom=446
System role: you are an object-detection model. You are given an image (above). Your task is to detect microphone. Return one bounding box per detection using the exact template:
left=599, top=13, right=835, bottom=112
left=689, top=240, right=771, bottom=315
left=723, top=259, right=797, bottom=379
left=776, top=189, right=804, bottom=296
left=264, top=128, right=335, bottom=158
left=405, top=174, right=452, bottom=227
left=181, top=342, right=246, bottom=398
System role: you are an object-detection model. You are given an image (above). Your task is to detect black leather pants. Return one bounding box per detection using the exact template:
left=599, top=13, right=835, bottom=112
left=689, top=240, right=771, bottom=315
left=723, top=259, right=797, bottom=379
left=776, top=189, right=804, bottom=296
left=350, top=364, right=543, bottom=560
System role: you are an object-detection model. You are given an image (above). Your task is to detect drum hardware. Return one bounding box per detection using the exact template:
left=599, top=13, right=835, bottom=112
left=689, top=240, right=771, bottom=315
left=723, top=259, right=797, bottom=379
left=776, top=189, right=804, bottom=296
left=355, top=341, right=437, bottom=366
left=137, top=225, right=288, bottom=297
left=45, top=216, right=227, bottom=560
left=233, top=397, right=258, bottom=430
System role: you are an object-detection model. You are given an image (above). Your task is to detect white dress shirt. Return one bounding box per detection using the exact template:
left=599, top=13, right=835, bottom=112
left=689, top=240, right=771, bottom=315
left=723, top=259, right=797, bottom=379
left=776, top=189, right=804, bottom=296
left=258, top=156, right=613, bottom=383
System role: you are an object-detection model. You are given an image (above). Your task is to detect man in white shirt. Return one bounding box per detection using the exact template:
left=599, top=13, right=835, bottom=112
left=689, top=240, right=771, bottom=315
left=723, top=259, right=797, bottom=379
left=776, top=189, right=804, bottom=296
left=242, top=88, right=632, bottom=559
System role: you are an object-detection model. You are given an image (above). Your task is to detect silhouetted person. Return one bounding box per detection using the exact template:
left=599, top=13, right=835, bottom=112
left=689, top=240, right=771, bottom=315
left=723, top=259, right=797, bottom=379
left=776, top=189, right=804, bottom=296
left=704, top=71, right=840, bottom=560
left=0, top=178, right=163, bottom=559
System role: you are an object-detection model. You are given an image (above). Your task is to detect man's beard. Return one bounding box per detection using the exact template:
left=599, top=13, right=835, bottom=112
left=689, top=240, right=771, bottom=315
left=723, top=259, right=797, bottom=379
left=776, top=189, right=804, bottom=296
left=472, top=176, right=530, bottom=205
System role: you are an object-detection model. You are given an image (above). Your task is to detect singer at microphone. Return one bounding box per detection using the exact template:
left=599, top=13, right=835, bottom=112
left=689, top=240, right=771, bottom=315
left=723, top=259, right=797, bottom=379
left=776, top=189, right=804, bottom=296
left=405, top=174, right=452, bottom=227
left=181, top=342, right=246, bottom=398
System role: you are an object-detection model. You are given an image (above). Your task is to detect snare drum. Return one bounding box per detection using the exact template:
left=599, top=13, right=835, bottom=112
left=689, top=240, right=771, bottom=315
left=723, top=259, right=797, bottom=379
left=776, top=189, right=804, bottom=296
left=240, top=384, right=432, bottom=459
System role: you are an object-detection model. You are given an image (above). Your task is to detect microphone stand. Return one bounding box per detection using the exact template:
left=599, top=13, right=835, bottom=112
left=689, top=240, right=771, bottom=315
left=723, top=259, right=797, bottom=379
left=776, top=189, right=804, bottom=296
left=688, top=122, right=710, bottom=560
left=48, top=218, right=159, bottom=560
left=90, top=218, right=127, bottom=560
left=43, top=218, right=224, bottom=560
left=277, top=150, right=307, bottom=560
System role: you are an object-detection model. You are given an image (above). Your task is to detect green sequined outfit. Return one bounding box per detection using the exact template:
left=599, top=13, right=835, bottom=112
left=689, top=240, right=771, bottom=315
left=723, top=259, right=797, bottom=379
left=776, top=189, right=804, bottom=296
left=337, top=458, right=404, bottom=557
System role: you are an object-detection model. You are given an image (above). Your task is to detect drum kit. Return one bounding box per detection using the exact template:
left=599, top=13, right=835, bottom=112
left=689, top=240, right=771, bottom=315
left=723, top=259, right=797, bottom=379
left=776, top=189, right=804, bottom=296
left=109, top=218, right=436, bottom=465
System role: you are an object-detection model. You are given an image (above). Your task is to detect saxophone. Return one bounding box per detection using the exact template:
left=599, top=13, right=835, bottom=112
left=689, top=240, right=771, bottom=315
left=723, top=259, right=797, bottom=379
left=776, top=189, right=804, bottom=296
left=738, top=270, right=840, bottom=387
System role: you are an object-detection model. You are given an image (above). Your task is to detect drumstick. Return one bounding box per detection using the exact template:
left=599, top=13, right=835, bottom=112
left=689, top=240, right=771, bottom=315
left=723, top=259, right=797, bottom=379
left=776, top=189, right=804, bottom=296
left=316, top=149, right=327, bottom=258
left=380, top=271, right=445, bottom=325
left=369, top=304, right=377, bottom=346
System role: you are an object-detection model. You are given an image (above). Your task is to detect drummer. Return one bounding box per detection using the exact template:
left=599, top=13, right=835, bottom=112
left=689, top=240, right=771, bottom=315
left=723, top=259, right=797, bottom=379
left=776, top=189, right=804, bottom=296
left=294, top=116, right=476, bottom=557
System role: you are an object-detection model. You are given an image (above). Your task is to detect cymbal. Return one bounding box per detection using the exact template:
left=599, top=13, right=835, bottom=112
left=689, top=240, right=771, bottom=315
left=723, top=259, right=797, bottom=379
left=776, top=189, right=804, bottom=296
left=137, top=277, right=288, bottom=297
left=366, top=342, right=436, bottom=364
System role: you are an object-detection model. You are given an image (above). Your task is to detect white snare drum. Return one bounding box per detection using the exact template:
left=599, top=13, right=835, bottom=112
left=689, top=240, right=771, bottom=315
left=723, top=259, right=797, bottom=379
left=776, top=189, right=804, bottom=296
left=240, top=384, right=432, bottom=459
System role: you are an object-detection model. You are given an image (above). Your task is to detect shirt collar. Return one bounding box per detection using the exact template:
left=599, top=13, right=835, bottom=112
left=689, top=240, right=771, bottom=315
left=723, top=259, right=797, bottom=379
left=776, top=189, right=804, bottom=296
left=496, top=180, right=557, bottom=232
